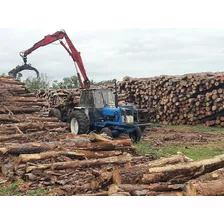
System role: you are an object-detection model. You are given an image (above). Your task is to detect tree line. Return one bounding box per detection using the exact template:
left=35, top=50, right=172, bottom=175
left=0, top=72, right=116, bottom=91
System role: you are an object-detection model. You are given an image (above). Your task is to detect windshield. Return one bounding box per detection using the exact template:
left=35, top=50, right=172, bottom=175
left=94, top=89, right=115, bottom=108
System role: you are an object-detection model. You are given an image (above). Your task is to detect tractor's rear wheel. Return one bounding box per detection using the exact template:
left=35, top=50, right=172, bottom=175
left=130, top=127, right=142, bottom=143
left=69, top=110, right=90, bottom=134
left=100, top=128, right=113, bottom=138
left=49, top=108, right=61, bottom=120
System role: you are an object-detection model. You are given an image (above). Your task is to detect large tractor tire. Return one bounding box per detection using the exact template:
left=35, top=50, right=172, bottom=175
left=69, top=110, right=90, bottom=134
left=129, top=127, right=142, bottom=143
left=48, top=108, right=61, bottom=120
left=100, top=127, right=113, bottom=138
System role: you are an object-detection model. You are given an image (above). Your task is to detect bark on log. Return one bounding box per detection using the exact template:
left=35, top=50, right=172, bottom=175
left=142, top=154, right=224, bottom=184
left=113, top=154, right=192, bottom=184
left=0, top=139, right=133, bottom=155
left=0, top=107, right=40, bottom=114
left=6, top=97, right=46, bottom=102
left=89, top=133, right=112, bottom=142
left=147, top=191, right=183, bottom=196
left=0, top=138, right=90, bottom=154
left=0, top=122, right=67, bottom=133
left=0, top=131, right=50, bottom=142
left=117, top=183, right=184, bottom=194
left=26, top=154, right=132, bottom=172
left=14, top=150, right=124, bottom=168
left=183, top=168, right=224, bottom=196
left=76, top=192, right=109, bottom=196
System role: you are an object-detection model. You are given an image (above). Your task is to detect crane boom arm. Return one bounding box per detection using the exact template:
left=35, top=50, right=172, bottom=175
left=21, top=30, right=90, bottom=89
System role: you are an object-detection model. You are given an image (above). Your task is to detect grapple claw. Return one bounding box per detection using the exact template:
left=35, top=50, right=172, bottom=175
left=8, top=64, right=40, bottom=79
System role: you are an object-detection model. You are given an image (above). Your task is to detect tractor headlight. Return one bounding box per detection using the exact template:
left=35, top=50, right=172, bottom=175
left=127, top=115, right=134, bottom=123
left=122, top=115, right=134, bottom=123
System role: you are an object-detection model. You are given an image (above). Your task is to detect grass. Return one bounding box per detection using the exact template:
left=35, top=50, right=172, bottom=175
left=135, top=141, right=224, bottom=161
left=27, top=189, right=50, bottom=196
left=0, top=182, right=50, bottom=196
left=0, top=182, right=21, bottom=196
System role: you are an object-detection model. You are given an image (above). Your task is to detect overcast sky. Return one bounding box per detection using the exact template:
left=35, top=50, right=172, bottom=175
left=1, top=28, right=224, bottom=82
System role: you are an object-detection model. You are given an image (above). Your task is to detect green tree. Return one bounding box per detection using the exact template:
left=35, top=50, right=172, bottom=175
left=52, top=75, right=79, bottom=89
left=93, top=79, right=116, bottom=86
left=51, top=75, right=116, bottom=90
left=24, top=73, right=50, bottom=91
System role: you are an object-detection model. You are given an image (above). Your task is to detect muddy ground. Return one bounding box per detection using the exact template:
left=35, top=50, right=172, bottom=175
left=143, top=125, right=224, bottom=147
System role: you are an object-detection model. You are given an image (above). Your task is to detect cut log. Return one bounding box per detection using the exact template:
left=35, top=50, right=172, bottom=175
left=0, top=131, right=60, bottom=143
left=142, top=154, right=224, bottom=184
left=0, top=107, right=40, bottom=114
left=0, top=114, right=59, bottom=123
left=117, top=183, right=184, bottom=194
left=26, top=154, right=132, bottom=172
left=14, top=150, right=124, bottom=168
left=76, top=192, right=109, bottom=196
left=0, top=139, right=133, bottom=155
left=147, top=191, right=183, bottom=196
left=0, top=138, right=90, bottom=154
left=109, top=192, right=131, bottom=196
left=0, top=122, right=67, bottom=134
left=6, top=97, right=46, bottom=102
left=113, top=154, right=192, bottom=184
left=183, top=168, right=224, bottom=196
left=89, top=133, right=112, bottom=142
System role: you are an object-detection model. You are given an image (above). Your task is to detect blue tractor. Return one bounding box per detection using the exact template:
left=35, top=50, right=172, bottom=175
left=69, top=87, right=142, bottom=142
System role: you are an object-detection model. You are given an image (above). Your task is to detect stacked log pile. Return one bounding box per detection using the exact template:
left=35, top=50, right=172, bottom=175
left=118, top=72, right=224, bottom=126
left=0, top=75, right=69, bottom=140
left=111, top=153, right=224, bottom=196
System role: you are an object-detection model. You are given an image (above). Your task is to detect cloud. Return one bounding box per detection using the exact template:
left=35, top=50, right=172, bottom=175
left=1, top=28, right=224, bottom=82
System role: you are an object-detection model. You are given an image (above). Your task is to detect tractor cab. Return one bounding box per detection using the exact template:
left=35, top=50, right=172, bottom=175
left=79, top=88, right=115, bottom=109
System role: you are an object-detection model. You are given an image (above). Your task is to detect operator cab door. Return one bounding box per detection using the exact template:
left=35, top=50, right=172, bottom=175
left=93, top=90, right=106, bottom=122
left=93, top=89, right=116, bottom=122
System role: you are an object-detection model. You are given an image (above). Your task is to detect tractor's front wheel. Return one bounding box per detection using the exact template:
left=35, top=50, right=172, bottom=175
left=130, top=127, right=142, bottom=143
left=69, top=110, right=90, bottom=134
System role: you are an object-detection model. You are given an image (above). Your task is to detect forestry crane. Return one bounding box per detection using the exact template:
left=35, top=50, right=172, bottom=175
left=20, top=29, right=90, bottom=89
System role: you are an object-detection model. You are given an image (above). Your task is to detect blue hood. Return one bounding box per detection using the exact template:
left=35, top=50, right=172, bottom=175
left=102, top=107, right=120, bottom=116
